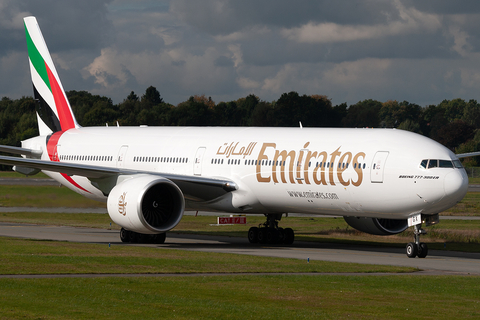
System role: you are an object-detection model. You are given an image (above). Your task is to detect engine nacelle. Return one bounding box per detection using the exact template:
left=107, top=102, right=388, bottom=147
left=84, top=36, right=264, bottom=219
left=107, top=175, right=185, bottom=234
left=343, top=216, right=408, bottom=235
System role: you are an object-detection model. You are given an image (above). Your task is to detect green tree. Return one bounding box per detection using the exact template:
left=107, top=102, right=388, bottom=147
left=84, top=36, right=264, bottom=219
left=461, top=99, right=480, bottom=128
left=342, top=99, right=382, bottom=128
left=435, top=120, right=474, bottom=151
left=438, top=98, right=466, bottom=123
left=397, top=119, right=422, bottom=134
left=141, top=86, right=163, bottom=107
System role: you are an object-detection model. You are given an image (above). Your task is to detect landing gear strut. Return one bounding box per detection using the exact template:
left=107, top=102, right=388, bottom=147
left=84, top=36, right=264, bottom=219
left=248, top=214, right=294, bottom=245
left=120, top=228, right=166, bottom=244
left=406, top=224, right=428, bottom=258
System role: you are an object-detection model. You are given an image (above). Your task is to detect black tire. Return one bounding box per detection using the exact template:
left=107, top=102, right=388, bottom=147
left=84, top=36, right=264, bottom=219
left=248, top=227, right=259, bottom=243
left=417, top=242, right=428, bottom=258
left=120, top=228, right=131, bottom=243
left=283, top=228, right=294, bottom=245
left=156, top=233, right=167, bottom=244
left=257, top=228, right=267, bottom=244
left=266, top=228, right=280, bottom=244
left=278, top=228, right=284, bottom=242
left=406, top=242, right=417, bottom=258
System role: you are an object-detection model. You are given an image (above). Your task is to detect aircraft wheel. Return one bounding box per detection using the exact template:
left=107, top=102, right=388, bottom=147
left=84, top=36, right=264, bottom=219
left=248, top=227, right=259, bottom=243
left=257, top=228, right=267, bottom=244
left=417, top=243, right=428, bottom=258
left=277, top=228, right=285, bottom=243
left=283, top=228, right=294, bottom=245
left=266, top=228, right=279, bottom=244
left=150, top=233, right=166, bottom=244
left=406, top=242, right=417, bottom=258
left=120, top=228, right=131, bottom=243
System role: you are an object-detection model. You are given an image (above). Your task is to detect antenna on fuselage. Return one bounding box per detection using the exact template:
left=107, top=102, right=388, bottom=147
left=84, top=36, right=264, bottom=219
left=299, top=121, right=303, bottom=129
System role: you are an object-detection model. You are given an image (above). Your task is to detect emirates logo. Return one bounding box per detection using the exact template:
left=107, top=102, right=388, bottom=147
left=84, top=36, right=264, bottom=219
left=118, top=192, right=127, bottom=216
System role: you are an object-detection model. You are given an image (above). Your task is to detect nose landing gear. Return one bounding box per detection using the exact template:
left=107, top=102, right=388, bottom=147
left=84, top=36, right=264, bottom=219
left=406, top=224, right=428, bottom=258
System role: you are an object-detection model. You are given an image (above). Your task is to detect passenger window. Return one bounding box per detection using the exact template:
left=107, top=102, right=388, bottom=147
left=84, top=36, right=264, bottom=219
left=428, top=159, right=438, bottom=168
left=439, top=160, right=454, bottom=168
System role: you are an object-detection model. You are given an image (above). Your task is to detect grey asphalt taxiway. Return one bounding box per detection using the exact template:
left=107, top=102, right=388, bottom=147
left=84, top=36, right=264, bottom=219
left=0, top=222, right=479, bottom=275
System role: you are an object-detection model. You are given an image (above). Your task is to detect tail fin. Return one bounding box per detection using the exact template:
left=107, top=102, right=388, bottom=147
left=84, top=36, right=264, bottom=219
left=24, top=16, right=79, bottom=135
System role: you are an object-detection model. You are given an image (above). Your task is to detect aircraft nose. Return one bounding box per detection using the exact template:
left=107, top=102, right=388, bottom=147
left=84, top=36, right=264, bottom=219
left=444, top=169, right=468, bottom=202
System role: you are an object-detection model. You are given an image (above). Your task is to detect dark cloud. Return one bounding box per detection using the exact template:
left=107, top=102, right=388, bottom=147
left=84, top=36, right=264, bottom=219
left=214, top=56, right=234, bottom=67
left=171, top=0, right=400, bottom=36
left=21, top=0, right=114, bottom=52
left=405, top=0, right=480, bottom=14
left=3, top=0, right=480, bottom=109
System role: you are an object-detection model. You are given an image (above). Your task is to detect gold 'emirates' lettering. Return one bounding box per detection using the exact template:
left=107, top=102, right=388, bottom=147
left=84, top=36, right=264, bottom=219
left=255, top=142, right=365, bottom=187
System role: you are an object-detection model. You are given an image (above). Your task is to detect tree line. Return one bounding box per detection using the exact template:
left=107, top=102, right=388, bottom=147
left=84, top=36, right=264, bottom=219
left=1, top=86, right=480, bottom=166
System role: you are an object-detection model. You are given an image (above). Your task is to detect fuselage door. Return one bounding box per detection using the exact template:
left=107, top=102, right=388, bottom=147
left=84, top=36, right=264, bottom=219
left=194, top=147, right=206, bottom=176
left=117, top=145, right=129, bottom=168
left=370, top=151, right=389, bottom=183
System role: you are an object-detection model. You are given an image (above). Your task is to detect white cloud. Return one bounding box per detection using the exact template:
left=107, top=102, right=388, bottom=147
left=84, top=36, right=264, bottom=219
left=281, top=0, right=441, bottom=43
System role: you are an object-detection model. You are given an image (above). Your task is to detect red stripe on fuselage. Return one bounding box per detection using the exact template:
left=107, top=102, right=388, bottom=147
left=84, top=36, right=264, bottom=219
left=46, top=131, right=91, bottom=194
left=45, top=63, right=75, bottom=131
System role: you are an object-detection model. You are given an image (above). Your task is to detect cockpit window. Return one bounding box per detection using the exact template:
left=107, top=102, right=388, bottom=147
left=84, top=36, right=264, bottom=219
left=453, top=160, right=463, bottom=169
left=421, top=159, right=460, bottom=169
left=428, top=159, right=438, bottom=168
left=420, top=159, right=428, bottom=169
left=439, top=160, right=454, bottom=168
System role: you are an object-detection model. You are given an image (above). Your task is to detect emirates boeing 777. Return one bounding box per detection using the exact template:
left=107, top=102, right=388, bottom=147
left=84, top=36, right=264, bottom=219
left=0, top=17, right=472, bottom=258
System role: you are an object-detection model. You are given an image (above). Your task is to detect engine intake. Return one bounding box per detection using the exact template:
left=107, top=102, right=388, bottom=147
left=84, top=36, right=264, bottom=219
left=107, top=175, right=185, bottom=234
left=343, top=216, right=408, bottom=235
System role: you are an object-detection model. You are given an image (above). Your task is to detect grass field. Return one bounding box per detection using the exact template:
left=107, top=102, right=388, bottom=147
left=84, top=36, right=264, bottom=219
left=0, top=237, right=479, bottom=319
left=1, top=275, right=479, bottom=319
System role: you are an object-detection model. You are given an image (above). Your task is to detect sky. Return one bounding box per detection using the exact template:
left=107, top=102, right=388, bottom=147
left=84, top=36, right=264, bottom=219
left=2, top=0, right=480, bottom=107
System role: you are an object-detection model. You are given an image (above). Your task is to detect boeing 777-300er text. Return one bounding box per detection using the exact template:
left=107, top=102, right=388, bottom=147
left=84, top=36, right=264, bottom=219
left=0, top=17, right=474, bottom=258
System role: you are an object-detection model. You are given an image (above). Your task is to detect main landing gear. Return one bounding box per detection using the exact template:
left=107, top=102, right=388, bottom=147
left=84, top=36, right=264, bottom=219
left=406, top=224, right=428, bottom=258
left=120, top=228, right=166, bottom=244
left=248, top=214, right=295, bottom=245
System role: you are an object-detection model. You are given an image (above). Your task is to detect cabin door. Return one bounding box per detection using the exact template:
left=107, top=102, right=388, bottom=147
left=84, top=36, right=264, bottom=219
left=117, top=145, right=129, bottom=168
left=193, top=147, right=206, bottom=176
left=370, top=151, right=389, bottom=183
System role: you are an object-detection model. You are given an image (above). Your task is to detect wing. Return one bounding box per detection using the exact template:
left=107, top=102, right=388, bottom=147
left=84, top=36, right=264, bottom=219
left=456, top=151, right=480, bottom=159
left=0, top=155, right=237, bottom=201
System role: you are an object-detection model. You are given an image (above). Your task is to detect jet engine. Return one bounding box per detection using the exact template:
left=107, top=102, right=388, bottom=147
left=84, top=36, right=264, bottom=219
left=107, top=175, right=185, bottom=234
left=343, top=216, right=408, bottom=235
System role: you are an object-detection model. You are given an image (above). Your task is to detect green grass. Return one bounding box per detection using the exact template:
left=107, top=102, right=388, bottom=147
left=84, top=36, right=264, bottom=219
left=469, top=176, right=480, bottom=184
left=445, top=192, right=480, bottom=216
left=0, top=275, right=479, bottom=319
left=0, top=236, right=477, bottom=319
left=0, top=237, right=414, bottom=275
left=0, top=185, right=104, bottom=208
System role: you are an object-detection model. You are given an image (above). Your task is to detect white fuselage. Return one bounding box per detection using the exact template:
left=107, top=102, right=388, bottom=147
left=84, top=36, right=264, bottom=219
left=25, top=126, right=468, bottom=220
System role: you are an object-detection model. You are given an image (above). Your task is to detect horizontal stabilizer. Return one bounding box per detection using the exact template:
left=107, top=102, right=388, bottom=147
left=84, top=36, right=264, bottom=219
left=0, top=145, right=42, bottom=158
